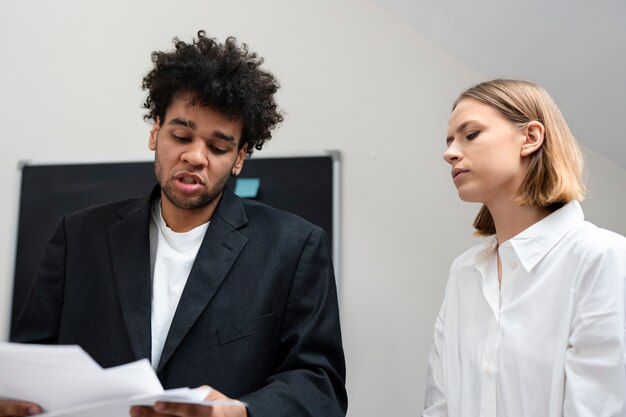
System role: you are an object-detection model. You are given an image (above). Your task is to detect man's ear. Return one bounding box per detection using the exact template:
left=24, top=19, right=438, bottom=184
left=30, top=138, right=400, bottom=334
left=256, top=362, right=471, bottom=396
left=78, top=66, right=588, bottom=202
left=149, top=118, right=160, bottom=151
left=520, top=121, right=545, bottom=157
left=232, top=143, right=248, bottom=176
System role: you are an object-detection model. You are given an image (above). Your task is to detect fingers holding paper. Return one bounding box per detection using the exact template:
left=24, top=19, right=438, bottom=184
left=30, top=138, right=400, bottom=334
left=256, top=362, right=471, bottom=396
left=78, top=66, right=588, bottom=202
left=131, top=402, right=247, bottom=417
left=0, top=400, right=41, bottom=417
left=130, top=387, right=247, bottom=417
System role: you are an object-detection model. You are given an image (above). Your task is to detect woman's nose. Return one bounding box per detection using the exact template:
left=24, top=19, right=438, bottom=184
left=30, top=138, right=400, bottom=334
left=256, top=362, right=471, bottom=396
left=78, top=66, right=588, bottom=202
left=443, top=142, right=463, bottom=164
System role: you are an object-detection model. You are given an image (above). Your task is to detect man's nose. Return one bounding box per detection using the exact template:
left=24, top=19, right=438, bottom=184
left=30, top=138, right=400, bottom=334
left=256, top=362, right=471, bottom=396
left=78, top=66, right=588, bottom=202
left=182, top=141, right=208, bottom=167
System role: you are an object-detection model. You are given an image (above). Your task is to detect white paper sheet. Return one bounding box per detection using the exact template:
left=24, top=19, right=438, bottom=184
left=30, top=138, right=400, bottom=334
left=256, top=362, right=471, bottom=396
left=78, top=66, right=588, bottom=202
left=38, top=387, right=240, bottom=417
left=0, top=342, right=101, bottom=370
left=0, top=343, right=242, bottom=417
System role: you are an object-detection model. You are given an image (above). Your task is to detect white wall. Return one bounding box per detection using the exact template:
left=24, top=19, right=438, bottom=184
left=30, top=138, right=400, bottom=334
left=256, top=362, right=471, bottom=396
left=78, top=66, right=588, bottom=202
left=1, top=1, right=625, bottom=415
left=582, top=146, right=626, bottom=236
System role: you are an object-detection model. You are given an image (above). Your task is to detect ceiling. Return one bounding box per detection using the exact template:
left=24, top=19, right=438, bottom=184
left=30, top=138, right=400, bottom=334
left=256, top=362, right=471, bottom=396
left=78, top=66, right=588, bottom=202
left=372, top=0, right=626, bottom=170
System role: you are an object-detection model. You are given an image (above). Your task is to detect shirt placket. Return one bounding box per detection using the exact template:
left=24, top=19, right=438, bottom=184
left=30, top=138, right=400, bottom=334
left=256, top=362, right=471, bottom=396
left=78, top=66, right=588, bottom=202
left=478, top=252, right=500, bottom=417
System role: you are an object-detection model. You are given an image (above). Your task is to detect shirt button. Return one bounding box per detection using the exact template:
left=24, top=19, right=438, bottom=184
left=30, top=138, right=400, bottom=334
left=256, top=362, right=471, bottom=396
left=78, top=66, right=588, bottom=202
left=509, top=260, right=518, bottom=270
left=484, top=366, right=492, bottom=376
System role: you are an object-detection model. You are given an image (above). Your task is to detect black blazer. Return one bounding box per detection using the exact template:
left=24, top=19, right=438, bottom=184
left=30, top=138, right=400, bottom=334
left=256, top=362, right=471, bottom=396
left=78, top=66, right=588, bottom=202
left=12, top=186, right=347, bottom=417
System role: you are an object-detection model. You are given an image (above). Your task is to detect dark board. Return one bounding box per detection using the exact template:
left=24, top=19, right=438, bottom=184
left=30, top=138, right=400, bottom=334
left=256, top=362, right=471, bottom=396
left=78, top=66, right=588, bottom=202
left=12, top=154, right=337, bottom=331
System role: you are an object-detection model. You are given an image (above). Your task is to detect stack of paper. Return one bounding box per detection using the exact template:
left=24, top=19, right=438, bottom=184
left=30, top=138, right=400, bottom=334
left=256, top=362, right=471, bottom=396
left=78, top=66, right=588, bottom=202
left=0, top=343, right=238, bottom=417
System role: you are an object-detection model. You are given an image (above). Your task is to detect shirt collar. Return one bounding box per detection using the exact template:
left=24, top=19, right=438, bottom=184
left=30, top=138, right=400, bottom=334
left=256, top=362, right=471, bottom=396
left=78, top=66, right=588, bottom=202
left=458, top=201, right=585, bottom=272
left=507, top=200, right=584, bottom=272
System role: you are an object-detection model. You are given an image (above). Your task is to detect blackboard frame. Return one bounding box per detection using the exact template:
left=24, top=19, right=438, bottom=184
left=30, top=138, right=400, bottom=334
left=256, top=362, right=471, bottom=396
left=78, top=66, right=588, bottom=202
left=11, top=151, right=340, bottom=332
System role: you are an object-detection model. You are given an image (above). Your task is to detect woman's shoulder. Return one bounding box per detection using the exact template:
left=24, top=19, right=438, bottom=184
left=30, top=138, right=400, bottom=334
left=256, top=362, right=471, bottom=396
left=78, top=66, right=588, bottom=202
left=449, top=236, right=496, bottom=272
left=566, top=220, right=626, bottom=258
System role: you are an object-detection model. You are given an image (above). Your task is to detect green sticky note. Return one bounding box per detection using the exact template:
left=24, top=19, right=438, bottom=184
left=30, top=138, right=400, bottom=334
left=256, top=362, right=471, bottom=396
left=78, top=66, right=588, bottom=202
left=234, top=178, right=261, bottom=198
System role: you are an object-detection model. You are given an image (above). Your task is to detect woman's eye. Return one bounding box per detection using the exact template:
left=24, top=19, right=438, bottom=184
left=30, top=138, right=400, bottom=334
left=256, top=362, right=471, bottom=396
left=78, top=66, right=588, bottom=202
left=466, top=131, right=480, bottom=140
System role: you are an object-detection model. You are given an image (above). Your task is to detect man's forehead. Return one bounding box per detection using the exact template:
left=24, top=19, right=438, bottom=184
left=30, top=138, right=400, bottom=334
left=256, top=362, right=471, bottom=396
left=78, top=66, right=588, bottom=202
left=165, top=94, right=241, bottom=123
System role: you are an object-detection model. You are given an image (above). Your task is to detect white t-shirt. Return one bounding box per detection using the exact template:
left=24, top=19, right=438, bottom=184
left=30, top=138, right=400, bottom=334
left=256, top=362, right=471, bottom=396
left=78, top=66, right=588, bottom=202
left=424, top=201, right=626, bottom=417
left=149, top=198, right=209, bottom=371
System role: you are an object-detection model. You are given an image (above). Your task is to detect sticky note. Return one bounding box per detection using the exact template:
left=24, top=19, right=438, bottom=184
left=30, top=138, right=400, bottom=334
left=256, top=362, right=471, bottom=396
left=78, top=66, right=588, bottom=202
left=234, top=178, right=260, bottom=198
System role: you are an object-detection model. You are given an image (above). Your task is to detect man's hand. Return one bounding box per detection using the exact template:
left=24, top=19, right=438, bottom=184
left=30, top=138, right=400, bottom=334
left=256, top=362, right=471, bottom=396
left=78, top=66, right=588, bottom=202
left=0, top=400, right=41, bottom=417
left=130, top=387, right=247, bottom=417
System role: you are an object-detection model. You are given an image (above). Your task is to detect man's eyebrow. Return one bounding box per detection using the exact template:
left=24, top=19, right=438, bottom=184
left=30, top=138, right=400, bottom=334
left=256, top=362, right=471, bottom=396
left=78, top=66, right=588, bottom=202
left=168, top=118, right=196, bottom=129
left=212, top=130, right=236, bottom=143
left=167, top=118, right=236, bottom=143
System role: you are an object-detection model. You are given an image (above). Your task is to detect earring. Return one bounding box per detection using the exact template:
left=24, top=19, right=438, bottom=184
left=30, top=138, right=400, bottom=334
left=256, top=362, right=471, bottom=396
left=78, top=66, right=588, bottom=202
left=231, top=170, right=239, bottom=177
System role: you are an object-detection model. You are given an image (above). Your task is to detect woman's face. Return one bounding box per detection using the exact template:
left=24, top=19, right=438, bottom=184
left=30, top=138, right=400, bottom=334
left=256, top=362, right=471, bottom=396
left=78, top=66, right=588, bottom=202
left=444, top=98, right=528, bottom=206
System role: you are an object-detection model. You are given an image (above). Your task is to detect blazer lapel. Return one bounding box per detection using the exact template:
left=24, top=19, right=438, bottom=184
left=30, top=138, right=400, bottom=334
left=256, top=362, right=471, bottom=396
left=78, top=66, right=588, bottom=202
left=157, top=188, right=248, bottom=373
left=108, top=191, right=155, bottom=363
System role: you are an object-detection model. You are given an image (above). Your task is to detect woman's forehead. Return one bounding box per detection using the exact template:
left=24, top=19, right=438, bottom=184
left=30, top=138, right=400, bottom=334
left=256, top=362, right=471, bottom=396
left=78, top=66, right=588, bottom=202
left=449, top=99, right=502, bottom=126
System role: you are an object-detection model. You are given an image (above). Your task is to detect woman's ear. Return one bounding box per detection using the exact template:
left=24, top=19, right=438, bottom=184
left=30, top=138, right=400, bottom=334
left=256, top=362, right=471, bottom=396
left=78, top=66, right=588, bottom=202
left=520, top=121, right=545, bottom=157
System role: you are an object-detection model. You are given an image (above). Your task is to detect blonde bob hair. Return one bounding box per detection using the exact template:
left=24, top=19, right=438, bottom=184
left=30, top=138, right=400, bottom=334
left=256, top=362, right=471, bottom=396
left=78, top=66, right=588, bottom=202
left=453, top=79, right=585, bottom=236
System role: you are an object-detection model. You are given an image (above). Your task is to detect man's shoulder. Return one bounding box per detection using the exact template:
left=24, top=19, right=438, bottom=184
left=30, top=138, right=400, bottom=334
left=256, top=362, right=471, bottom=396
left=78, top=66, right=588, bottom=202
left=233, top=199, right=333, bottom=247
left=64, top=193, right=149, bottom=226
left=240, top=198, right=319, bottom=232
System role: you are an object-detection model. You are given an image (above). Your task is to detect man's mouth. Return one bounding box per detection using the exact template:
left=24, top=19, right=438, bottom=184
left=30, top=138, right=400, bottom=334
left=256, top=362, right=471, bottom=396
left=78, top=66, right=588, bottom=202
left=174, top=173, right=204, bottom=185
left=179, top=177, right=198, bottom=184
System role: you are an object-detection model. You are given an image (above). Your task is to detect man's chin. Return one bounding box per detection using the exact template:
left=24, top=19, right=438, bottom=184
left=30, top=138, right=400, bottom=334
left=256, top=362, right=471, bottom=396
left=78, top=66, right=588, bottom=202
left=162, top=189, right=220, bottom=211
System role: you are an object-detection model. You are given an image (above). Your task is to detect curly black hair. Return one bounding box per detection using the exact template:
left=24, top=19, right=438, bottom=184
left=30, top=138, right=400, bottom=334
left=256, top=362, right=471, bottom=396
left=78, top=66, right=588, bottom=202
left=142, top=30, right=283, bottom=155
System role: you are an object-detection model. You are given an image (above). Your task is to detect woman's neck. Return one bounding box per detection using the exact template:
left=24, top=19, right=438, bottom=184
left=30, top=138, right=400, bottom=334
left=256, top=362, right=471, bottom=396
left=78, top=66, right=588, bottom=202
left=487, top=200, right=551, bottom=245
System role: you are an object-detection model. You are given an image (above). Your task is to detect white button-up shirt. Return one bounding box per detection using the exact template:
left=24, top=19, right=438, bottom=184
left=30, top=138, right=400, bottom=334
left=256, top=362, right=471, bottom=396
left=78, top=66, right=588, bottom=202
left=424, top=201, right=626, bottom=417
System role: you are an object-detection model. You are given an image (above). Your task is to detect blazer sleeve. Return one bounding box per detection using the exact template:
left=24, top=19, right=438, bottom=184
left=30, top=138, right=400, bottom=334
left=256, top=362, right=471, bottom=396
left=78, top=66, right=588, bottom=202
left=240, top=227, right=348, bottom=417
left=11, top=218, right=66, bottom=344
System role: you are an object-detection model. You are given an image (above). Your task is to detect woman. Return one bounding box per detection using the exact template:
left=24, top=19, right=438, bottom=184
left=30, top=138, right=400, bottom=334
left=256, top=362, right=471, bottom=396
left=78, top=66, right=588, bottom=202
left=424, top=79, right=626, bottom=417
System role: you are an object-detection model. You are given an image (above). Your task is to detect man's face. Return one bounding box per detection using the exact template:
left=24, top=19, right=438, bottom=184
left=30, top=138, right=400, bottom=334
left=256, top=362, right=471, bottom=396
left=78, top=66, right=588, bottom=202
left=149, top=95, right=246, bottom=216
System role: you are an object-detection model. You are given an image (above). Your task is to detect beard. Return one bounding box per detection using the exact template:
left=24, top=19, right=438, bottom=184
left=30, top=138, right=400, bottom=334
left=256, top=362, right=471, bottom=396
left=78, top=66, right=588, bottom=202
left=154, top=150, right=231, bottom=211
left=160, top=182, right=224, bottom=210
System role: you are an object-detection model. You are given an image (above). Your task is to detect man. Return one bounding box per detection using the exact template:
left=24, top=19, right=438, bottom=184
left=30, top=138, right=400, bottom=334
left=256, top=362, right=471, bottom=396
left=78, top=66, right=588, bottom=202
left=4, top=31, right=347, bottom=417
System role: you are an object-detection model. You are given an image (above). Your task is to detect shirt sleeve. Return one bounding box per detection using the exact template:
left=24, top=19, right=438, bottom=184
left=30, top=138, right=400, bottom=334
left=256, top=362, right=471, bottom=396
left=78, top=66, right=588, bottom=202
left=423, top=301, right=447, bottom=417
left=564, top=241, right=626, bottom=417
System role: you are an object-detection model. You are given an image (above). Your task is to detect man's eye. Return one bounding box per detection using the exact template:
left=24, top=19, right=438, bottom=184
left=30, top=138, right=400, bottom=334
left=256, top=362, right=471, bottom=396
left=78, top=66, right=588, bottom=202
left=466, top=131, right=480, bottom=140
left=173, top=134, right=190, bottom=143
left=209, top=145, right=227, bottom=155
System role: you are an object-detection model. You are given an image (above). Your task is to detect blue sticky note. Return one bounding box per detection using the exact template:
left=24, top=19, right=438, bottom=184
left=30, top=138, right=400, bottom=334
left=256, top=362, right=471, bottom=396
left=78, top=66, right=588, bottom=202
left=234, top=178, right=261, bottom=198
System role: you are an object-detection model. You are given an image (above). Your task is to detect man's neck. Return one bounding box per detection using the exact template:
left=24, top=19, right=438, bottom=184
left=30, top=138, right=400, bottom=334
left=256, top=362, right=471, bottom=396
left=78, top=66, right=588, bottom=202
left=159, top=193, right=220, bottom=232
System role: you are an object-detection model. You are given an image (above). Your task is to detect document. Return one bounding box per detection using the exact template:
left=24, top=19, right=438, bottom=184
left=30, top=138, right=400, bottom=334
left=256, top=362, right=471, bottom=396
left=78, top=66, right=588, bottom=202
left=0, top=343, right=241, bottom=417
